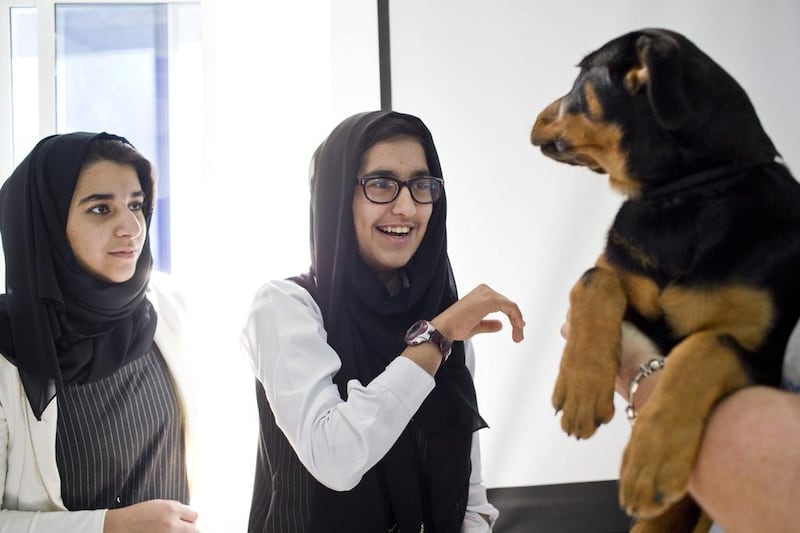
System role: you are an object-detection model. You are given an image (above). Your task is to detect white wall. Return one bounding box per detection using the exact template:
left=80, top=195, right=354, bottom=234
left=389, top=0, right=800, bottom=488
left=178, top=1, right=381, bottom=531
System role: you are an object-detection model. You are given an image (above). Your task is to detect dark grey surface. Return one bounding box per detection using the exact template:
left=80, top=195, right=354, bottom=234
left=488, top=480, right=631, bottom=533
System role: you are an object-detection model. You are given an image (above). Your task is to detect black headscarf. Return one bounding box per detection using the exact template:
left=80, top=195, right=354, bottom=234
left=0, top=132, right=157, bottom=420
left=298, top=111, right=487, bottom=532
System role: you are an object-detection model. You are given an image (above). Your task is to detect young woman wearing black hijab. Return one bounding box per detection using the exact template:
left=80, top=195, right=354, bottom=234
left=243, top=111, right=525, bottom=532
left=0, top=132, right=198, bottom=532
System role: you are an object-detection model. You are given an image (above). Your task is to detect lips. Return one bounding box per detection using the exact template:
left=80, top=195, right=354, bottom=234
left=109, top=249, right=138, bottom=258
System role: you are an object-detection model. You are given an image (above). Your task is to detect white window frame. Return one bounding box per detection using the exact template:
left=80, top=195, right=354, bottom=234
left=0, top=0, right=198, bottom=178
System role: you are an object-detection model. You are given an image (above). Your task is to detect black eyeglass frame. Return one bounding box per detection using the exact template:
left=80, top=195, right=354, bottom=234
left=357, top=175, right=445, bottom=205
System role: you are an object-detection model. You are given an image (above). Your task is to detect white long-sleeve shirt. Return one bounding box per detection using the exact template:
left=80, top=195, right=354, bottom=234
left=0, top=272, right=195, bottom=533
left=241, top=278, right=499, bottom=531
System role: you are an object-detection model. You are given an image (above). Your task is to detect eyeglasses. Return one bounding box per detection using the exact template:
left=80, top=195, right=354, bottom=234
left=357, top=175, right=444, bottom=205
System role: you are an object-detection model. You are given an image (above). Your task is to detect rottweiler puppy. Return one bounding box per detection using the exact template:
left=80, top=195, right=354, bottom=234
left=530, top=28, right=800, bottom=532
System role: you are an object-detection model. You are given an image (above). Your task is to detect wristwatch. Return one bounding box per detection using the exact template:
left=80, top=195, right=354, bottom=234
left=404, top=320, right=452, bottom=361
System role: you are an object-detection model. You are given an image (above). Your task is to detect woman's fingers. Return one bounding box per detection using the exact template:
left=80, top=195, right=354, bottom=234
left=178, top=504, right=199, bottom=523
left=496, top=299, right=525, bottom=342
left=436, top=284, right=525, bottom=342
left=470, top=319, right=503, bottom=336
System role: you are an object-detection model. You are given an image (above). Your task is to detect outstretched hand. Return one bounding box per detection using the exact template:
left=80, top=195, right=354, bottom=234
left=104, top=499, right=198, bottom=533
left=432, top=284, right=525, bottom=343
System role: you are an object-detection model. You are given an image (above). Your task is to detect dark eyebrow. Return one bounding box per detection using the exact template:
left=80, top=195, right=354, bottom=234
left=362, top=169, right=431, bottom=178
left=76, top=190, right=145, bottom=205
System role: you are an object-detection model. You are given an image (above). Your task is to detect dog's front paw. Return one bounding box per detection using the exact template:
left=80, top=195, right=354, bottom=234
left=552, top=346, right=616, bottom=439
left=619, top=406, right=704, bottom=519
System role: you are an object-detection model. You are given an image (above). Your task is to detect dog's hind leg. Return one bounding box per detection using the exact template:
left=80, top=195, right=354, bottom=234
left=630, top=495, right=707, bottom=533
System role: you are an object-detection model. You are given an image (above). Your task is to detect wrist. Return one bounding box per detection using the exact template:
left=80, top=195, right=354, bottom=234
left=625, top=357, right=666, bottom=422
left=402, top=342, right=444, bottom=376
left=405, top=319, right=452, bottom=361
left=429, top=317, right=452, bottom=342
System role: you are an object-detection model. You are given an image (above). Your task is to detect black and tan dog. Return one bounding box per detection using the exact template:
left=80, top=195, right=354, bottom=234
left=531, top=28, right=800, bottom=532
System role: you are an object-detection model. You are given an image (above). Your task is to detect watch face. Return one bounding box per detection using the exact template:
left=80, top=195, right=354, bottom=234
left=407, top=320, right=429, bottom=338
left=405, top=320, right=428, bottom=346
left=405, top=320, right=452, bottom=359
left=405, top=320, right=432, bottom=345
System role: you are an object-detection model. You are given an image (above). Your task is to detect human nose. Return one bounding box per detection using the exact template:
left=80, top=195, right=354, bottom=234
left=116, top=210, right=143, bottom=238
left=391, top=186, right=417, bottom=216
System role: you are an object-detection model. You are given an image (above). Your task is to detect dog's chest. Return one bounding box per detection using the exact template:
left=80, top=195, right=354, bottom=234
left=605, top=196, right=725, bottom=285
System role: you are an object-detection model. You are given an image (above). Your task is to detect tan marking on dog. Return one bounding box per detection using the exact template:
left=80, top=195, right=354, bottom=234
left=622, top=273, right=662, bottom=320
left=596, top=255, right=661, bottom=320
left=624, top=47, right=650, bottom=95
left=584, top=81, right=604, bottom=119
left=620, top=331, right=751, bottom=518
left=608, top=229, right=659, bottom=271
left=563, top=114, right=626, bottom=173
left=608, top=170, right=643, bottom=197
left=624, top=66, right=649, bottom=95
left=661, top=286, right=774, bottom=350
left=579, top=82, right=640, bottom=194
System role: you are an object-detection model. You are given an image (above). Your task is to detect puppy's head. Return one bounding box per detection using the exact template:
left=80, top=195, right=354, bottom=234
left=530, top=28, right=777, bottom=196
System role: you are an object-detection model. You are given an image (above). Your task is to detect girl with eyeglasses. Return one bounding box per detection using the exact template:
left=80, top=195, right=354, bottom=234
left=243, top=111, right=525, bottom=532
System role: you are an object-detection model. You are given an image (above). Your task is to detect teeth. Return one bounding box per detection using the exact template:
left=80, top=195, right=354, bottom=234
left=380, top=226, right=411, bottom=235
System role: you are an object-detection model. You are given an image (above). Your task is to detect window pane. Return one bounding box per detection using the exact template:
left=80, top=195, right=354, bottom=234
left=10, top=7, right=39, bottom=165
left=55, top=3, right=202, bottom=271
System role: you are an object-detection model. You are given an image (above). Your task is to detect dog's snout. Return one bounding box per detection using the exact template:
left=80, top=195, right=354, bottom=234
left=531, top=97, right=564, bottom=146
left=530, top=122, right=546, bottom=146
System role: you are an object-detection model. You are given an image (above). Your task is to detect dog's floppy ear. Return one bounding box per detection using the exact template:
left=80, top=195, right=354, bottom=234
left=632, top=32, right=690, bottom=130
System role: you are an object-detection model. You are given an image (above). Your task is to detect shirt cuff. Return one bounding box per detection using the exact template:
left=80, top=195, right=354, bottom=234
left=369, top=356, right=435, bottom=413
left=462, top=509, right=495, bottom=532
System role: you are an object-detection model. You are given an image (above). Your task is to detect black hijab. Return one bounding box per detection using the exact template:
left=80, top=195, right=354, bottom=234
left=298, top=111, right=486, bottom=532
left=0, top=132, right=157, bottom=420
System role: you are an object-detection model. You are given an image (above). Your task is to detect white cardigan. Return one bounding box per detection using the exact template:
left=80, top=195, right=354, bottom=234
left=0, top=272, right=194, bottom=532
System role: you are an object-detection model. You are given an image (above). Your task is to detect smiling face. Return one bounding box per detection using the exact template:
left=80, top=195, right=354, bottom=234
left=66, top=159, right=147, bottom=283
left=352, top=135, right=433, bottom=285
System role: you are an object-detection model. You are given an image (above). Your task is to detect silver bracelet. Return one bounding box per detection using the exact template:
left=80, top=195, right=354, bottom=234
left=625, top=358, right=666, bottom=423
